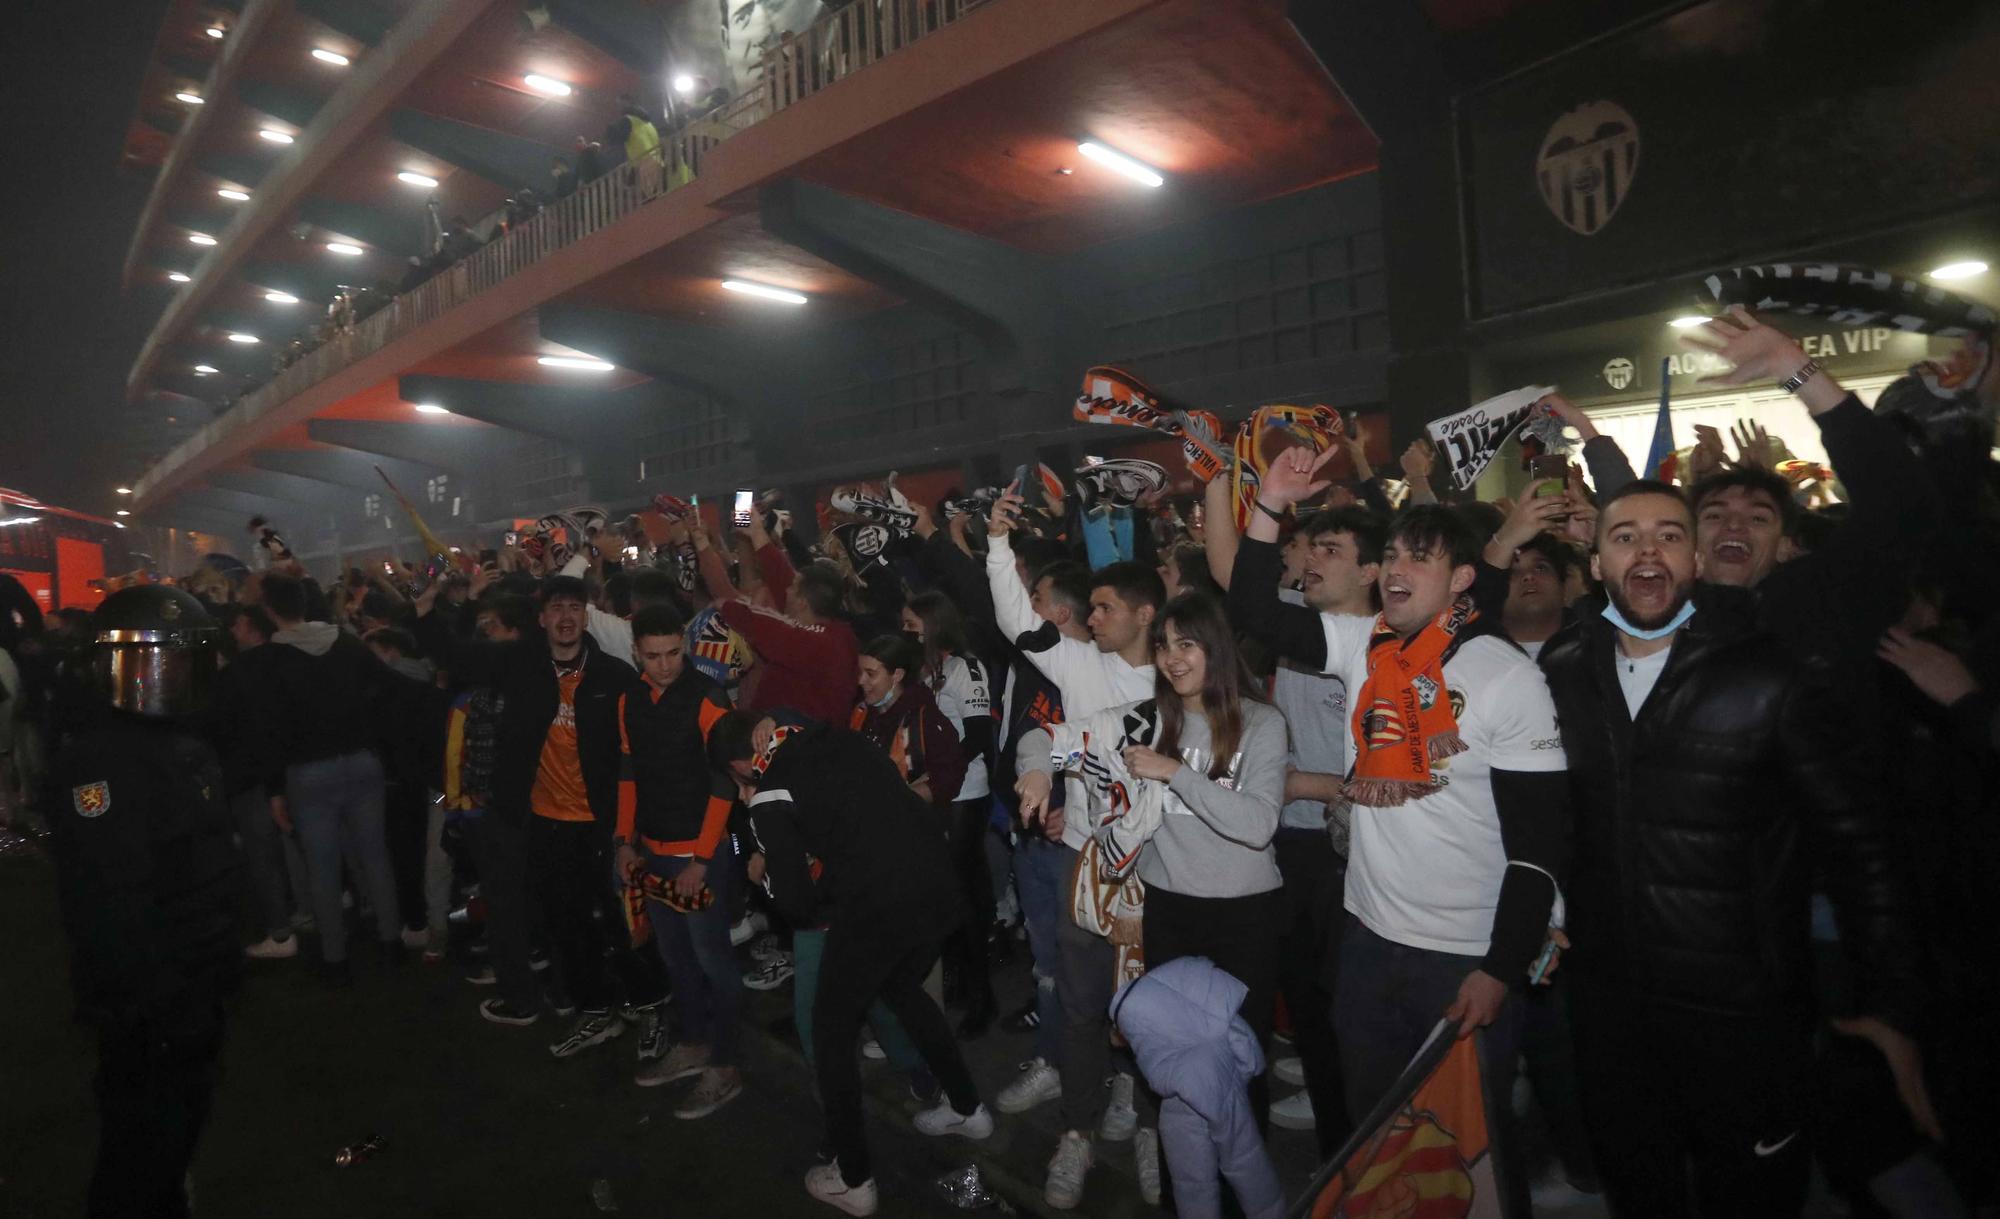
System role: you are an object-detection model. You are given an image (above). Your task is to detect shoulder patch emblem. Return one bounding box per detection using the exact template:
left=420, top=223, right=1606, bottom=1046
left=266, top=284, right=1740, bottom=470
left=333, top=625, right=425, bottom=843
left=73, top=781, right=111, bottom=818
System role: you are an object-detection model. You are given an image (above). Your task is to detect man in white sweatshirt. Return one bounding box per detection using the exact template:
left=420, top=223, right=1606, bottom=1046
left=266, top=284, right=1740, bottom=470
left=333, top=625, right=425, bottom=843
left=985, top=492, right=1165, bottom=1209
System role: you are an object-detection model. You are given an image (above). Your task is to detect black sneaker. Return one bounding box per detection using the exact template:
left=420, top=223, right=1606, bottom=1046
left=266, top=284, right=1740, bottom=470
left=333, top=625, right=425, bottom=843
left=1000, top=1000, right=1039, bottom=1034
left=634, top=1002, right=667, bottom=1062
left=480, top=997, right=540, bottom=1026
left=549, top=1009, right=624, bottom=1058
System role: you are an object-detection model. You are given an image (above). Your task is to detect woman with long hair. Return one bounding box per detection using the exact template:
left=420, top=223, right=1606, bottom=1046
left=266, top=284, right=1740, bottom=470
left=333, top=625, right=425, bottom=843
left=902, top=591, right=1000, bottom=1036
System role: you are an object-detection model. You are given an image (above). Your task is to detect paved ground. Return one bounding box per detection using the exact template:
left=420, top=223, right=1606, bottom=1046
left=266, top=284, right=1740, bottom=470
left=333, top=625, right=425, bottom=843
left=1, top=824, right=1610, bottom=1219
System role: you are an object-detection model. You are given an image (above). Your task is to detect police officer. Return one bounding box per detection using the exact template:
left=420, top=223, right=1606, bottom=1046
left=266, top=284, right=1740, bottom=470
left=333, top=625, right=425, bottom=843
left=45, top=585, right=241, bottom=1219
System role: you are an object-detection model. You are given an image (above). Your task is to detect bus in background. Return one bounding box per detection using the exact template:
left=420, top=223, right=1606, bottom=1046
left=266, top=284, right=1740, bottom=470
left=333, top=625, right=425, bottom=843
left=0, top=488, right=131, bottom=614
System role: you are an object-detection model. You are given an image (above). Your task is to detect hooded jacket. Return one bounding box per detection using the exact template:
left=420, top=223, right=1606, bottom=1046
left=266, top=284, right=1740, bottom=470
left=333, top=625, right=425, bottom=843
left=1112, top=957, right=1283, bottom=1219
left=253, top=621, right=390, bottom=787
left=1538, top=584, right=1921, bottom=1030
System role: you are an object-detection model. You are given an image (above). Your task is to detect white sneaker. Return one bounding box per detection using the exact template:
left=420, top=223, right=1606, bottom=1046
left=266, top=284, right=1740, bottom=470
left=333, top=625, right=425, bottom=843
left=1134, top=1126, right=1161, bottom=1205
left=730, top=910, right=769, bottom=948
left=1270, top=1090, right=1316, bottom=1130
left=804, top=1163, right=878, bottom=1216
left=1098, top=1072, right=1137, bottom=1141
left=244, top=935, right=298, bottom=960
left=913, top=1100, right=994, bottom=1140
left=1043, top=1130, right=1093, bottom=1210
left=861, top=1037, right=885, bottom=1061
left=399, top=926, right=428, bottom=949
left=997, top=1057, right=1061, bottom=1114
left=1273, top=1055, right=1306, bottom=1086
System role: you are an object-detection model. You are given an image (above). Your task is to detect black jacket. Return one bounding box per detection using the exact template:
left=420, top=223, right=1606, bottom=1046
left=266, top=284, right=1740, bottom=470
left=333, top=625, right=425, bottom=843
left=424, top=621, right=636, bottom=829
left=1538, top=585, right=1920, bottom=1029
left=252, top=625, right=394, bottom=790
left=746, top=723, right=963, bottom=929
left=45, top=713, right=241, bottom=1031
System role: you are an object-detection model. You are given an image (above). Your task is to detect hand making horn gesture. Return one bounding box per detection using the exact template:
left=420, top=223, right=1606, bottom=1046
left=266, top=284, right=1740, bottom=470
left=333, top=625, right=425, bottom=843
left=1256, top=443, right=1342, bottom=513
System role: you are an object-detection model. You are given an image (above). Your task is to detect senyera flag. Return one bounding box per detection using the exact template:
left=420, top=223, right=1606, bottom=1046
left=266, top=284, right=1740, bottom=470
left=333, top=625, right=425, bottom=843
left=1293, top=1018, right=1514, bottom=1219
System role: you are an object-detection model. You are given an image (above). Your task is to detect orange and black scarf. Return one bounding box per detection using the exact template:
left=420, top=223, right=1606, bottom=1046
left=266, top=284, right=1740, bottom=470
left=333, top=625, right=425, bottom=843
left=1347, top=597, right=1478, bottom=807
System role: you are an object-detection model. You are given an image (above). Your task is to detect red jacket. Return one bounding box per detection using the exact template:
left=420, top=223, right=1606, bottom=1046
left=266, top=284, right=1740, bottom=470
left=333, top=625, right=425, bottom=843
left=717, top=597, right=858, bottom=725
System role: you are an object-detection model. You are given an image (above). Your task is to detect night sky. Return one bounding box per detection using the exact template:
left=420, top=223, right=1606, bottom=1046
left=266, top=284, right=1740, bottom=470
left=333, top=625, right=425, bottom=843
left=0, top=0, right=173, bottom=514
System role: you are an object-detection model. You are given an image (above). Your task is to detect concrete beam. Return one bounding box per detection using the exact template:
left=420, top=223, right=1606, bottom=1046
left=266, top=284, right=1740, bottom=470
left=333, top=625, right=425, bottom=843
left=305, top=418, right=505, bottom=475
left=296, top=196, right=428, bottom=261
left=234, top=79, right=325, bottom=130
left=251, top=448, right=441, bottom=496
left=759, top=178, right=1062, bottom=388
left=393, top=374, right=639, bottom=441
left=543, top=0, right=669, bottom=75
left=390, top=110, right=564, bottom=194
left=296, top=0, right=398, bottom=44
left=208, top=467, right=356, bottom=509
left=535, top=305, right=786, bottom=398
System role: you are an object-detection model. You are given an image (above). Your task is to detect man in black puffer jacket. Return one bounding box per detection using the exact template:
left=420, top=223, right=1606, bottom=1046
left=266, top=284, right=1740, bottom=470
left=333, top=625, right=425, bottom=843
left=1539, top=479, right=1930, bottom=1219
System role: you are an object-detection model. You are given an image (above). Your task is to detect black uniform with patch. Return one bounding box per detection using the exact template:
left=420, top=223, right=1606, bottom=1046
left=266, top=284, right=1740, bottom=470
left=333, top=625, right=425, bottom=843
left=46, top=711, right=241, bottom=1219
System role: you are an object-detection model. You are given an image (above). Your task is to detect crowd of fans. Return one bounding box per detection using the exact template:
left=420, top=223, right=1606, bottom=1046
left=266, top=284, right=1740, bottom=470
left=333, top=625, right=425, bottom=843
left=6, top=305, right=1998, bottom=1218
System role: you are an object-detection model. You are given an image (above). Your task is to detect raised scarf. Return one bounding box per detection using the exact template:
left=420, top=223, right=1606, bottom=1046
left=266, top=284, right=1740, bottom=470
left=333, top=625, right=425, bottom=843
left=1347, top=597, right=1477, bottom=807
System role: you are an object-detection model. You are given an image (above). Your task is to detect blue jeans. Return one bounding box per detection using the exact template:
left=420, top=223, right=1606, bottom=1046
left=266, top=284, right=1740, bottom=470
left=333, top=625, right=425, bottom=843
left=645, top=849, right=745, bottom=1066
left=287, top=750, right=400, bottom=965
left=1014, top=836, right=1072, bottom=1065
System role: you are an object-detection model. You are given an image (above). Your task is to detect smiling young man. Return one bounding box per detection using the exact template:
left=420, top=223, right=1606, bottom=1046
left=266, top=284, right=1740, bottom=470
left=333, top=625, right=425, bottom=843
left=1227, top=446, right=1568, bottom=1157
left=1537, top=480, right=1932, bottom=1218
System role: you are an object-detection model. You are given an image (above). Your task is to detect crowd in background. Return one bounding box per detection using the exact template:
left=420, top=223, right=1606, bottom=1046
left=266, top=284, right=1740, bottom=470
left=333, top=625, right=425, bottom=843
left=5, top=305, right=1999, bottom=1219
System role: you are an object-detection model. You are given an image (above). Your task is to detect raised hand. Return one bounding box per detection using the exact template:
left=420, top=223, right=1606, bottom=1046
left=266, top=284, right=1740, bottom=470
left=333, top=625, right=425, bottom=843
left=1399, top=438, right=1436, bottom=482
left=1258, top=443, right=1341, bottom=511
left=1681, top=305, right=1811, bottom=387
left=1878, top=627, right=1980, bottom=707
left=1337, top=424, right=1374, bottom=481
left=1535, top=392, right=1598, bottom=441
left=1689, top=424, right=1729, bottom=483
left=988, top=487, right=1026, bottom=538
left=1729, top=417, right=1775, bottom=469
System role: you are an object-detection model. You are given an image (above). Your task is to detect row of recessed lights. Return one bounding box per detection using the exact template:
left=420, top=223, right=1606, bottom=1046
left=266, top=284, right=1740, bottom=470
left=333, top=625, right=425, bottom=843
left=1664, top=259, right=1991, bottom=329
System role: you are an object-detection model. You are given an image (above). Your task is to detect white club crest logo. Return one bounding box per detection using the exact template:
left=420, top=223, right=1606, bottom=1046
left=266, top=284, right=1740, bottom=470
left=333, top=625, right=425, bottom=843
left=1602, top=357, right=1636, bottom=390
left=1536, top=101, right=1640, bottom=236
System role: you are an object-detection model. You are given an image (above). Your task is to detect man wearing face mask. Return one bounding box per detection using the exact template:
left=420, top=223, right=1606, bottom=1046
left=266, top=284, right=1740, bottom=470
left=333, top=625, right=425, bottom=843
left=1537, top=480, right=1932, bottom=1219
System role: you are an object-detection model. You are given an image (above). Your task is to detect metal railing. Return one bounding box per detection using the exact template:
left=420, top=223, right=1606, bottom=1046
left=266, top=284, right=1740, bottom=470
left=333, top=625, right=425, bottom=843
left=148, top=0, right=999, bottom=492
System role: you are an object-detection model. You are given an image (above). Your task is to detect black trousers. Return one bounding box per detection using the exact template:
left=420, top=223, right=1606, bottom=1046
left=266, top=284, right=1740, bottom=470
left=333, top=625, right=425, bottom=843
left=816, top=904, right=981, bottom=1186
left=945, top=798, right=995, bottom=1006
left=1568, top=974, right=1814, bottom=1219
left=1143, top=885, right=1287, bottom=1130
left=1273, top=828, right=1351, bottom=1156
left=464, top=813, right=541, bottom=1010
left=526, top=817, right=666, bottom=1013
left=89, top=1003, right=224, bottom=1219
left=383, top=780, right=429, bottom=933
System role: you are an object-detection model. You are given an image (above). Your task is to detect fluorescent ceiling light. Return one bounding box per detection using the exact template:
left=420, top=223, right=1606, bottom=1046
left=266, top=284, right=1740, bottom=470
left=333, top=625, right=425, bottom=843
left=115, top=486, right=133, bottom=495
left=115, top=521, right=127, bottom=529
left=1930, top=260, right=1988, bottom=281
left=188, top=232, right=217, bottom=245
left=206, top=26, right=225, bottom=38
left=720, top=279, right=808, bottom=305
left=311, top=48, right=350, bottom=66
left=672, top=73, right=696, bottom=95
left=265, top=291, right=299, bottom=304
left=523, top=73, right=571, bottom=97
left=227, top=332, right=259, bottom=343
left=1076, top=140, right=1164, bottom=188
left=116, top=509, right=131, bottom=517
left=168, top=271, right=192, bottom=283
left=397, top=171, right=439, bottom=188
left=259, top=128, right=294, bottom=144
left=326, top=241, right=364, bottom=255
left=413, top=403, right=451, bottom=415
left=537, top=355, right=615, bottom=371
left=1668, top=315, right=1709, bottom=329
left=194, top=364, right=219, bottom=373
left=175, top=91, right=205, bottom=105
left=217, top=187, right=250, bottom=201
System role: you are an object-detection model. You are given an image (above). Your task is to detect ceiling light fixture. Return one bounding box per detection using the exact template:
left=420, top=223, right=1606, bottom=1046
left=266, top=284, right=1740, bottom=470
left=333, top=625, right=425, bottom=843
left=116, top=486, right=133, bottom=495
left=720, top=279, right=809, bottom=305
left=325, top=241, right=364, bottom=255
left=116, top=509, right=132, bottom=517
left=188, top=232, right=217, bottom=245
left=265, top=291, right=299, bottom=304
left=115, top=521, right=127, bottom=529
left=1076, top=140, right=1164, bottom=188
left=311, top=48, right=350, bottom=66
left=413, top=403, right=451, bottom=415
left=259, top=128, right=294, bottom=144
left=1668, top=315, right=1709, bottom=329
left=194, top=364, right=219, bottom=374
left=227, top=332, right=259, bottom=343
left=205, top=26, right=225, bottom=38
left=168, top=271, right=192, bottom=283
left=1930, top=260, right=1988, bottom=281
left=217, top=187, right=250, bottom=201
left=523, top=73, right=572, bottom=97
left=671, top=73, right=696, bottom=95
left=397, top=171, right=439, bottom=188
left=176, top=91, right=205, bottom=105
left=536, top=355, right=615, bottom=371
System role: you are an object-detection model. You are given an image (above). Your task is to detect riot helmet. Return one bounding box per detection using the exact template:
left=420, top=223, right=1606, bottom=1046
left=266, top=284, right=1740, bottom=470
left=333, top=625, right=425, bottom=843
left=90, top=584, right=220, bottom=717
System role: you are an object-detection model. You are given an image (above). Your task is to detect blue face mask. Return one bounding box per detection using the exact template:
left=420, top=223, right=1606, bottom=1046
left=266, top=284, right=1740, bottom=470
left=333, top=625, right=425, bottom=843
left=1601, top=598, right=1695, bottom=641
